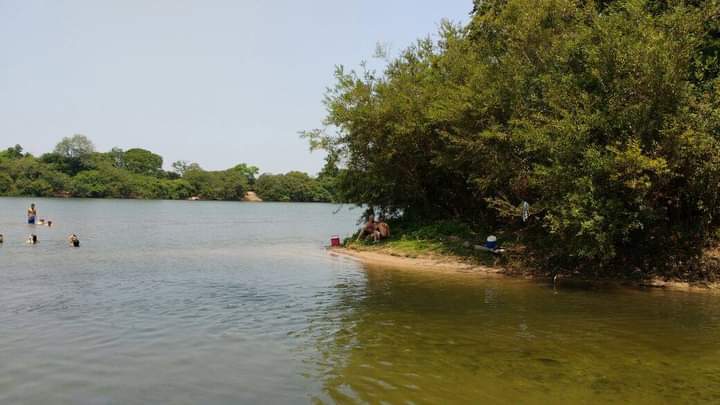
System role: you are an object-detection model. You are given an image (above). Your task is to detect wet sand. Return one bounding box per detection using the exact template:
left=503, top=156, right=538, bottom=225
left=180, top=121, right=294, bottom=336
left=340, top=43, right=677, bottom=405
left=329, top=247, right=720, bottom=293
left=329, top=247, right=504, bottom=276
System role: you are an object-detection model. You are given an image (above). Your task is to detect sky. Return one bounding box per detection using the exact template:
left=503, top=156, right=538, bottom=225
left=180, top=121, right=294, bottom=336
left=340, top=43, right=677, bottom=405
left=0, top=0, right=472, bottom=174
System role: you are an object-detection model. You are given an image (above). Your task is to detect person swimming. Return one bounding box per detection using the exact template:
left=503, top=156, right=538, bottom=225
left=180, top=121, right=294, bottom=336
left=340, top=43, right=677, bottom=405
left=38, top=219, right=45, bottom=225
left=0, top=234, right=3, bottom=244
left=68, top=234, right=80, bottom=247
left=26, top=234, right=38, bottom=244
left=27, top=203, right=37, bottom=224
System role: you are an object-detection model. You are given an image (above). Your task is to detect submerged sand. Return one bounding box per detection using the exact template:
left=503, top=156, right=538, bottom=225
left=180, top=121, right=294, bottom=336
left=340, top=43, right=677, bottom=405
left=329, top=247, right=720, bottom=294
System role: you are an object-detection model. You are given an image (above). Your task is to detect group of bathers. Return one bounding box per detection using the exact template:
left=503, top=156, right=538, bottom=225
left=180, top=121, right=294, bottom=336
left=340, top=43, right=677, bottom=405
left=1, top=203, right=81, bottom=247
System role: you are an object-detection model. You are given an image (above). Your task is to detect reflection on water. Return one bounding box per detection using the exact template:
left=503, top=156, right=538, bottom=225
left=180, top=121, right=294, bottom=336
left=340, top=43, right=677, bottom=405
left=1, top=198, right=719, bottom=404
left=309, top=265, right=720, bottom=404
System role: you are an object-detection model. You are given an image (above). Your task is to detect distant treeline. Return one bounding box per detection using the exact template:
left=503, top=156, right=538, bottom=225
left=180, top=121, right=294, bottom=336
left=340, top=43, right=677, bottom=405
left=306, top=0, right=720, bottom=275
left=0, top=135, right=340, bottom=203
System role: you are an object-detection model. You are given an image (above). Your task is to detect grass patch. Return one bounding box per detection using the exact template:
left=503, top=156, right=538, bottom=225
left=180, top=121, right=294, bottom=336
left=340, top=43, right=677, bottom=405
left=344, top=219, right=507, bottom=267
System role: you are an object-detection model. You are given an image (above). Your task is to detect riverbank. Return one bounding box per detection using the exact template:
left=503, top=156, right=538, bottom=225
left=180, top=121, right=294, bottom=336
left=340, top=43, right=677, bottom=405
left=330, top=246, right=504, bottom=276
left=332, top=243, right=720, bottom=294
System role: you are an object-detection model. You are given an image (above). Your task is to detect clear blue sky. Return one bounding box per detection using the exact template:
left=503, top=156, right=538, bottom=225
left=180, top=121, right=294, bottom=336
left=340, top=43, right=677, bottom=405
left=0, top=0, right=472, bottom=174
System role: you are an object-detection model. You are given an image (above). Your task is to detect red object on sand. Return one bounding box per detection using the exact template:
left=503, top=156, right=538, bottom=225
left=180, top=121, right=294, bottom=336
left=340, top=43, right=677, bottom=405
left=330, top=235, right=341, bottom=247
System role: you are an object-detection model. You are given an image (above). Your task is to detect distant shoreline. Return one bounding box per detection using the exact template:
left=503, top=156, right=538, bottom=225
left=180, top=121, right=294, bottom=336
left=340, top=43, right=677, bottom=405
left=0, top=195, right=340, bottom=204
left=1, top=140, right=339, bottom=203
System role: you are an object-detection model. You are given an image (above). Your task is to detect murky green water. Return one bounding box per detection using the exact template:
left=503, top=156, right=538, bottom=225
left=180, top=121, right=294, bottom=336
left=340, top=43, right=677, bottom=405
left=1, top=197, right=719, bottom=404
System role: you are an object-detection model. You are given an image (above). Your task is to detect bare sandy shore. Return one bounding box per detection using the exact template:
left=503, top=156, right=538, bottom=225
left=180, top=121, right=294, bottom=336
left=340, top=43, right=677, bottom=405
left=329, top=247, right=505, bottom=277
left=329, top=247, right=720, bottom=293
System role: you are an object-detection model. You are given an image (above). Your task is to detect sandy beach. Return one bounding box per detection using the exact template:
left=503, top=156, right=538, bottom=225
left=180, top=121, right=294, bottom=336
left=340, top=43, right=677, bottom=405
left=329, top=246, right=720, bottom=293
left=330, top=246, right=506, bottom=276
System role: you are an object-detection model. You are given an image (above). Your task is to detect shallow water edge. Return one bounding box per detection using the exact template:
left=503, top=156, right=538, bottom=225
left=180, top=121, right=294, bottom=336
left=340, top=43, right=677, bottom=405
left=332, top=246, right=720, bottom=294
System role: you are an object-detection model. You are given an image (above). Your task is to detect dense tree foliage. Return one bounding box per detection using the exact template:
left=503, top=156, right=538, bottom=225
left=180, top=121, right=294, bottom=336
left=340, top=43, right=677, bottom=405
left=255, top=171, right=333, bottom=202
left=0, top=138, right=336, bottom=202
left=122, top=148, right=164, bottom=176
left=308, top=0, right=720, bottom=274
left=53, top=134, right=95, bottom=159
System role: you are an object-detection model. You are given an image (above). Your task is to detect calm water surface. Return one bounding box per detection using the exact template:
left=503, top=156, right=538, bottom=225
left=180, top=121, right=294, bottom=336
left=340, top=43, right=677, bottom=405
left=1, top=197, right=719, bottom=404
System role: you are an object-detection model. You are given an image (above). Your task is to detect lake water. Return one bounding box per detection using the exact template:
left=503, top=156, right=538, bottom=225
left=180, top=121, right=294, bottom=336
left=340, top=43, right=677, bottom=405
left=1, top=197, right=719, bottom=404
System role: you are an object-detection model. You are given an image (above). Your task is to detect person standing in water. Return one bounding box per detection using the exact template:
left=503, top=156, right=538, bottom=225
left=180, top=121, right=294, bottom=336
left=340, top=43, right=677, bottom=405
left=27, top=203, right=37, bottom=224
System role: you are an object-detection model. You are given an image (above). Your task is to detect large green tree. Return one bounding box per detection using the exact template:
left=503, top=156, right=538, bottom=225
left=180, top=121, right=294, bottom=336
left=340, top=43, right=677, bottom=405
left=123, top=148, right=163, bottom=176
left=255, top=171, right=331, bottom=202
left=309, top=0, right=720, bottom=274
left=53, top=134, right=95, bottom=158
